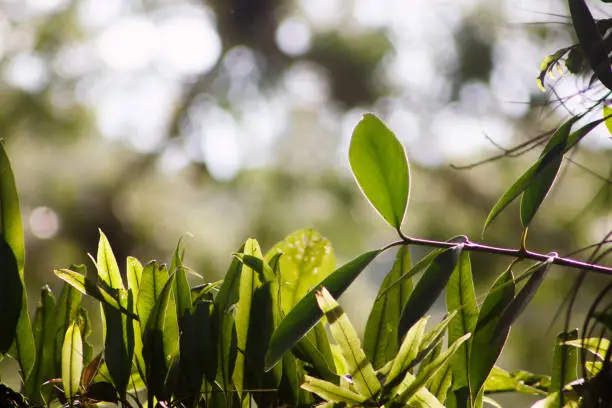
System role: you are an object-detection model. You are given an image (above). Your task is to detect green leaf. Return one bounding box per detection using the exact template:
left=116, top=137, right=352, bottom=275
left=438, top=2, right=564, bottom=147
left=142, top=272, right=176, bottom=403
left=388, top=371, right=445, bottom=408
left=426, top=364, right=453, bottom=404
left=484, top=116, right=606, bottom=232
left=54, top=268, right=136, bottom=319
left=393, top=333, right=471, bottom=405
left=62, top=322, right=83, bottom=401
left=53, top=279, right=83, bottom=378
left=494, top=258, right=553, bottom=339
left=520, top=127, right=568, bottom=227
left=349, top=113, right=410, bottom=230
left=446, top=251, right=478, bottom=399
left=0, top=240, right=22, bottom=355
left=301, top=375, right=368, bottom=406
left=23, top=286, right=57, bottom=404
left=102, top=290, right=135, bottom=398
left=96, top=230, right=124, bottom=290
left=569, top=0, right=612, bottom=91
left=265, top=249, right=381, bottom=371
left=469, top=267, right=515, bottom=400
left=484, top=366, right=548, bottom=395
left=212, top=249, right=244, bottom=397
left=605, top=106, right=612, bottom=136
left=0, top=143, right=34, bottom=377
left=265, top=229, right=336, bottom=314
left=233, top=238, right=263, bottom=398
left=364, top=245, right=412, bottom=369
left=316, top=287, right=380, bottom=398
left=564, top=337, right=610, bottom=360
left=384, top=316, right=428, bottom=389
left=176, top=300, right=213, bottom=404
left=398, top=245, right=463, bottom=341
left=126, top=257, right=143, bottom=300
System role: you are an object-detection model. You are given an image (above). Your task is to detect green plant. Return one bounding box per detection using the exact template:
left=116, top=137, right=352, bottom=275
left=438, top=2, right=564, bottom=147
left=1, top=93, right=612, bottom=407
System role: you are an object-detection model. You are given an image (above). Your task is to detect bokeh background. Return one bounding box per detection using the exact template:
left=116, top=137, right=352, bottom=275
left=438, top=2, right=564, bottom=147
left=1, top=0, right=611, bottom=403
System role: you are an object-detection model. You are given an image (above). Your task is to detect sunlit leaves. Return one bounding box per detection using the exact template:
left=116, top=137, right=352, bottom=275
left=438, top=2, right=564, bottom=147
left=61, top=322, right=83, bottom=401
left=349, top=113, right=410, bottom=230
left=265, top=250, right=381, bottom=371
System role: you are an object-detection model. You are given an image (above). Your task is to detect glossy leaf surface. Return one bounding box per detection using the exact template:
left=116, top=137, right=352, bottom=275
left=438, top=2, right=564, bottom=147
left=349, top=113, right=410, bottom=229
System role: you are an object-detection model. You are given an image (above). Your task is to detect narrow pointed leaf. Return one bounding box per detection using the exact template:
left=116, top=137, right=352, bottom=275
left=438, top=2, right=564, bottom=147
left=54, top=268, right=136, bottom=319
left=316, top=288, right=380, bottom=398
left=62, top=322, right=83, bottom=400
left=550, top=330, right=579, bottom=393
left=483, top=366, right=549, bottom=395
left=265, top=249, right=381, bottom=371
left=23, top=286, right=57, bottom=404
left=0, top=143, right=34, bottom=376
left=446, top=251, right=478, bottom=397
left=233, top=238, right=263, bottom=397
left=142, top=272, right=176, bottom=402
left=564, top=338, right=610, bottom=360
left=484, top=116, right=606, bottom=232
left=349, top=113, right=410, bottom=229
left=469, top=267, right=515, bottom=400
left=126, top=257, right=143, bottom=299
left=364, top=245, right=412, bottom=369
left=301, top=375, right=368, bottom=406
left=494, top=258, right=553, bottom=339
left=96, top=230, right=124, bottom=290
left=53, top=279, right=83, bottom=378
left=394, top=333, right=471, bottom=405
left=385, top=317, right=428, bottom=388
left=398, top=245, right=463, bottom=341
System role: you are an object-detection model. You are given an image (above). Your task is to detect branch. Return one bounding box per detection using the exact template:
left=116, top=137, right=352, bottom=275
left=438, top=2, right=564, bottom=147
left=385, top=236, right=612, bottom=275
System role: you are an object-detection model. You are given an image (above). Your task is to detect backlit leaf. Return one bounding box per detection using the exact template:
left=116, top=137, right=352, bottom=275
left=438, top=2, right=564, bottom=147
left=349, top=113, right=410, bottom=230
left=62, top=322, right=83, bottom=400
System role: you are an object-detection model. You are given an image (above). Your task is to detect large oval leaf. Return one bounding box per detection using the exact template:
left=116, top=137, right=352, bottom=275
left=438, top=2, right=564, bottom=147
left=265, top=250, right=381, bottom=371
left=349, top=113, right=410, bottom=230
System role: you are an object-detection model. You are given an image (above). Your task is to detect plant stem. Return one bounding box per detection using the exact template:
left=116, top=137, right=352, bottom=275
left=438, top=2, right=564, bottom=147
left=387, top=236, right=612, bottom=275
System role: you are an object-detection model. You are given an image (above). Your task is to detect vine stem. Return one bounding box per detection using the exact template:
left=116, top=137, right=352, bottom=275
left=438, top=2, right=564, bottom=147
left=383, top=236, right=612, bottom=275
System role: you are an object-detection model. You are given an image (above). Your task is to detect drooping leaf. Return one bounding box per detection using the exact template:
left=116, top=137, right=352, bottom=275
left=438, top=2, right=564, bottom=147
left=265, top=250, right=381, bottom=371
left=54, top=268, right=136, bottom=319
left=62, top=322, right=83, bottom=401
left=494, top=258, right=553, bottom=339
left=398, top=245, right=463, bottom=341
left=446, top=250, right=478, bottom=401
left=349, top=113, right=410, bottom=230
left=484, top=115, right=607, bottom=232
left=469, top=267, right=515, bottom=400
left=520, top=129, right=569, bottom=228
left=564, top=337, right=610, bottom=360
left=569, top=0, right=612, bottom=91
left=364, top=245, right=412, bottom=369
left=316, top=287, right=380, bottom=398
left=483, top=366, right=549, bottom=395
